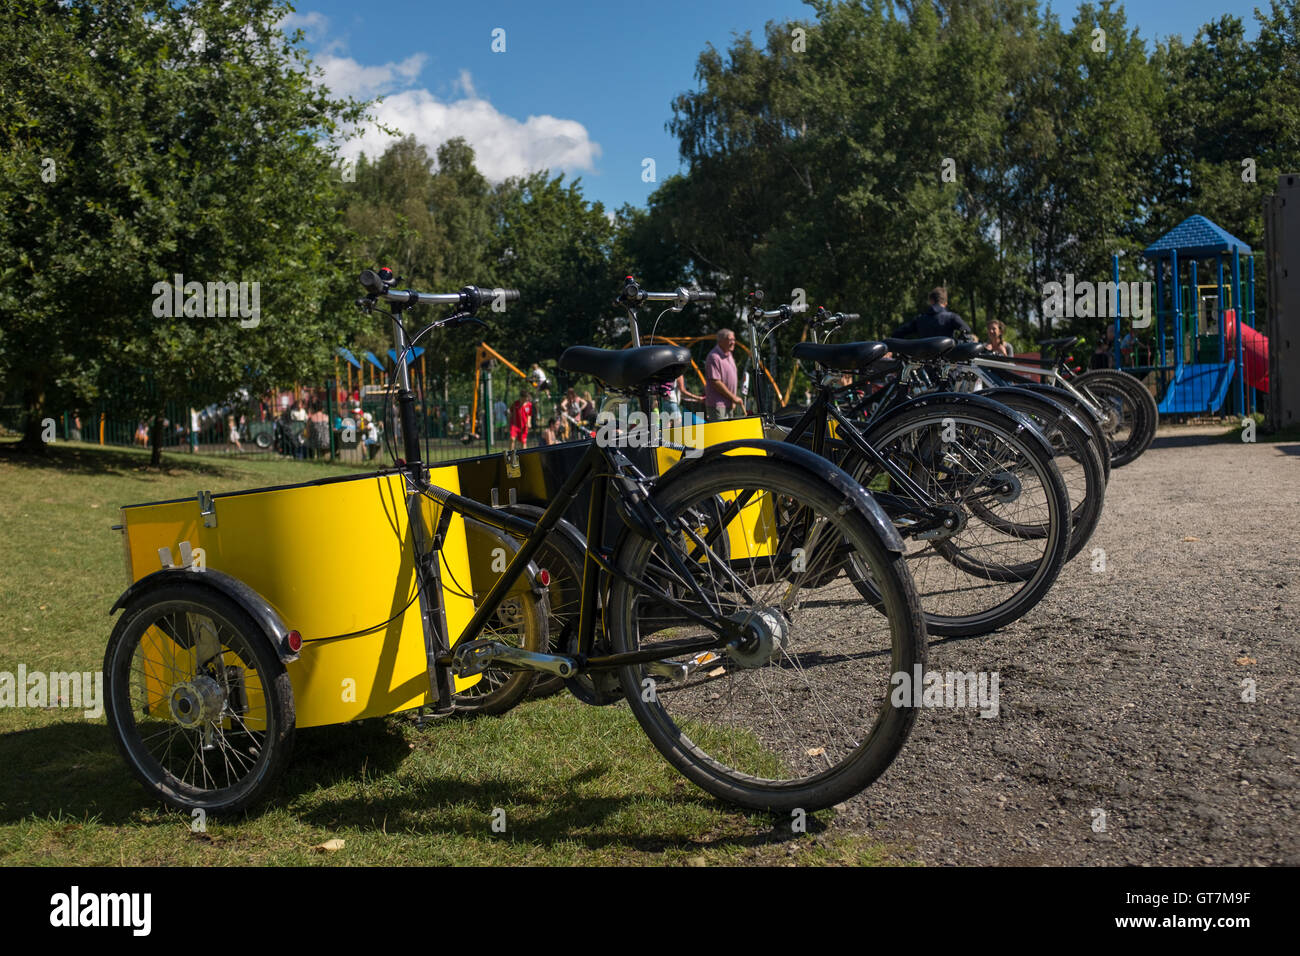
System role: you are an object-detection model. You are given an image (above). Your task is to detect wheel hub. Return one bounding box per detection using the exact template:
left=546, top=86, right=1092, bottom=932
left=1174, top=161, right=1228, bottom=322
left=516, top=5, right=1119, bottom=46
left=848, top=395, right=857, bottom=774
left=168, top=675, right=226, bottom=728
left=725, top=607, right=790, bottom=669
left=990, top=471, right=1022, bottom=504
left=914, top=503, right=968, bottom=540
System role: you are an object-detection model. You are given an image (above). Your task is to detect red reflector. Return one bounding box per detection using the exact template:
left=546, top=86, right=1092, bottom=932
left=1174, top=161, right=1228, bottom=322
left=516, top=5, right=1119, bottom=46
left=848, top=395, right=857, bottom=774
left=538, top=569, right=552, bottom=587
left=287, top=630, right=302, bottom=652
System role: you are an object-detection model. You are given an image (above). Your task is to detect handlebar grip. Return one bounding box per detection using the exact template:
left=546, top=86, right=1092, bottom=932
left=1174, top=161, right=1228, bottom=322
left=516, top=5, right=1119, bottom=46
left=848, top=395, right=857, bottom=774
left=359, top=269, right=385, bottom=295
left=691, top=291, right=717, bottom=302
left=490, top=288, right=521, bottom=303
left=843, top=313, right=861, bottom=321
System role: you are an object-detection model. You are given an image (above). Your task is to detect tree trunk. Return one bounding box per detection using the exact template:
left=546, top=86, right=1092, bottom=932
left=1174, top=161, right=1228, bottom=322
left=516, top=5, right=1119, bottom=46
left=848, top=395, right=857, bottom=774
left=15, top=383, right=49, bottom=454
left=16, top=409, right=49, bottom=453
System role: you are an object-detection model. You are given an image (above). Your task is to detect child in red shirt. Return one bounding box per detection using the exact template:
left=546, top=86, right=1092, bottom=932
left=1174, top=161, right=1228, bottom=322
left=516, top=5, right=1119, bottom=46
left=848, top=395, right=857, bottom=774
left=509, top=392, right=533, bottom=449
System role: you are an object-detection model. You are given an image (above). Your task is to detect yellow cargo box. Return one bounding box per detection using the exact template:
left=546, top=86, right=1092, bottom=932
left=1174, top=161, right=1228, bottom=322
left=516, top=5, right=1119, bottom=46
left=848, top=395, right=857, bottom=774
left=119, top=467, right=477, bottom=729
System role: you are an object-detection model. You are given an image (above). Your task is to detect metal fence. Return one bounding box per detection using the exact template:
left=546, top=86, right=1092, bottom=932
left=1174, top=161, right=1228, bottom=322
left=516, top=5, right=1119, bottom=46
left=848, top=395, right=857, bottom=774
left=8, top=378, right=571, bottom=466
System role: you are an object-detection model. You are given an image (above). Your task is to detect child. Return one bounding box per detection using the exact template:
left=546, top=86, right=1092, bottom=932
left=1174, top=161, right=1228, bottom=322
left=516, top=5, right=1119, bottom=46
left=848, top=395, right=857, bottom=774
left=541, top=418, right=559, bottom=446
left=509, top=391, right=533, bottom=450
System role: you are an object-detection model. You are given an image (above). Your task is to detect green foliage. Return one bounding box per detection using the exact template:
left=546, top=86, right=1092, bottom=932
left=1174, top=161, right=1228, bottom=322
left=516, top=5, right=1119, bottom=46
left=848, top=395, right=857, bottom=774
left=629, top=0, right=1300, bottom=356
left=5, top=0, right=1298, bottom=440
left=0, top=0, right=366, bottom=459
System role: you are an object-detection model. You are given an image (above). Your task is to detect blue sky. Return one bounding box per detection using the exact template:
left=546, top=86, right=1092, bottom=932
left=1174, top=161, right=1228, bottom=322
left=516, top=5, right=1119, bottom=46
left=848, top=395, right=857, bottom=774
left=286, top=0, right=1265, bottom=213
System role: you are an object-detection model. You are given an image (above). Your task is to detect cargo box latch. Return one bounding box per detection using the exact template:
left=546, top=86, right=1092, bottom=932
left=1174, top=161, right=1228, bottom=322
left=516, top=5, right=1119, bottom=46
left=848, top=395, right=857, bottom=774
left=197, top=490, right=217, bottom=528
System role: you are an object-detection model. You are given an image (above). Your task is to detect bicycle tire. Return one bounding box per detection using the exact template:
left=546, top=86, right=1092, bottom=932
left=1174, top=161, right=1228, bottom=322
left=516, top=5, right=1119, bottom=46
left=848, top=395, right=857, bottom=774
left=607, top=454, right=927, bottom=813
left=104, top=582, right=296, bottom=813
left=502, top=503, right=588, bottom=701
left=1072, top=372, right=1151, bottom=467
left=847, top=402, right=1071, bottom=636
left=983, top=388, right=1106, bottom=561
left=1018, top=383, right=1112, bottom=483
left=1075, top=369, right=1158, bottom=456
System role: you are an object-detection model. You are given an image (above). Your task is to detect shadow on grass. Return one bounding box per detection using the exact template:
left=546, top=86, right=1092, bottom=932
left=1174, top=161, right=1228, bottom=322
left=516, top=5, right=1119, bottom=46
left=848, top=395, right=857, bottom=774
left=284, top=766, right=821, bottom=855
left=283, top=718, right=825, bottom=854
left=0, top=717, right=818, bottom=854
left=0, top=440, right=249, bottom=480
left=0, top=718, right=409, bottom=826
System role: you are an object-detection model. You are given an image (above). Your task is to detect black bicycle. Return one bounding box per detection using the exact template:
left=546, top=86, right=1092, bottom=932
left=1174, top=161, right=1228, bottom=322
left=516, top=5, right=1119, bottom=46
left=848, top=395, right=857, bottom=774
left=743, top=301, right=1073, bottom=637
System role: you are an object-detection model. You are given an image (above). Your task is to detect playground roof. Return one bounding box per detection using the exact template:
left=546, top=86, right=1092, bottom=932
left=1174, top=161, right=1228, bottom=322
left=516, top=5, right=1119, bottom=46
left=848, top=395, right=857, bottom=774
left=1142, top=214, right=1252, bottom=258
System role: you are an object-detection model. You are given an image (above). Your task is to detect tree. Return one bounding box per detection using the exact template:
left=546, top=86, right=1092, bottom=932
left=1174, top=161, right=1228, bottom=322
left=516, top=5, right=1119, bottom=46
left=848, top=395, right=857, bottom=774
left=488, top=170, right=618, bottom=366
left=0, top=0, right=367, bottom=463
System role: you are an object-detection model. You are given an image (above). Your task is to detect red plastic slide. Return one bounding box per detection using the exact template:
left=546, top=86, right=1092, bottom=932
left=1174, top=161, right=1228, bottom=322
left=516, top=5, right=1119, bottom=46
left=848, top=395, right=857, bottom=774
left=1223, top=310, right=1270, bottom=392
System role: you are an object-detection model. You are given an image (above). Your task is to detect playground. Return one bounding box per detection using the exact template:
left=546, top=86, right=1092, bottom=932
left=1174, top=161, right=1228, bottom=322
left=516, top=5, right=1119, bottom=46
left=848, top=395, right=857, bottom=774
left=1106, top=214, right=1270, bottom=422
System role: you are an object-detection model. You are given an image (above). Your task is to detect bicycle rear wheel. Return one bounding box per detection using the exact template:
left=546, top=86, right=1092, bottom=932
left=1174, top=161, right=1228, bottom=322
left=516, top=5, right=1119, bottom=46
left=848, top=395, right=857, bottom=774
left=1019, top=383, right=1112, bottom=483
left=450, top=518, right=548, bottom=715
left=503, top=503, right=587, bottom=701
left=607, top=455, right=927, bottom=813
left=848, top=402, right=1071, bottom=636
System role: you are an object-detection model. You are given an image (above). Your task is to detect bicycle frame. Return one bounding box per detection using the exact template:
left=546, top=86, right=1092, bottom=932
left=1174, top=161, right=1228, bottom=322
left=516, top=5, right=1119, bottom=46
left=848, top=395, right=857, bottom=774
left=967, top=355, right=1106, bottom=421
left=407, top=436, right=748, bottom=690
left=777, top=383, right=941, bottom=523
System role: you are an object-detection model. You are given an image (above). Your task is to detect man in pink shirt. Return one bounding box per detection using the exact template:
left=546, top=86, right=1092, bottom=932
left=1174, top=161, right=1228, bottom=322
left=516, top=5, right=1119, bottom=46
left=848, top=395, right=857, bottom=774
left=703, top=328, right=741, bottom=421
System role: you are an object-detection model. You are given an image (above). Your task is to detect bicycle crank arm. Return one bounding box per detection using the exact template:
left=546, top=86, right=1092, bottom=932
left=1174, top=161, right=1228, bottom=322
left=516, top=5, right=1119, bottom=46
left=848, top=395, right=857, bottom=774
left=449, top=639, right=578, bottom=679
left=645, top=650, right=725, bottom=683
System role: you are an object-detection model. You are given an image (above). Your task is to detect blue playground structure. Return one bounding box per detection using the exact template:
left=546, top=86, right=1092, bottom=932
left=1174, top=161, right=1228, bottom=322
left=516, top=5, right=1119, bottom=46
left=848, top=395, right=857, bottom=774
left=1121, top=215, right=1263, bottom=417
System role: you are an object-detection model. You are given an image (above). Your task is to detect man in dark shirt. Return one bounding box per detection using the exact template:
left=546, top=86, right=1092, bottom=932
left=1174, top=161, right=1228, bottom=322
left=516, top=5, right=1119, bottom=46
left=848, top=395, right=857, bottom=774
left=893, top=287, right=974, bottom=340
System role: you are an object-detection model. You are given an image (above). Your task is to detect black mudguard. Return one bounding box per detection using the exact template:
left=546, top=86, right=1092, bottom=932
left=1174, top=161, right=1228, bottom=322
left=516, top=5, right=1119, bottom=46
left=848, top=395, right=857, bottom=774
left=110, top=566, right=298, bottom=663
left=647, top=437, right=905, bottom=553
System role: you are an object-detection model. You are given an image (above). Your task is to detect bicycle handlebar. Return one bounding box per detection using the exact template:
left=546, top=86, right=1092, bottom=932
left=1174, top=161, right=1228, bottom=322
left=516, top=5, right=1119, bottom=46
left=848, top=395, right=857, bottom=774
left=616, top=276, right=715, bottom=310
left=753, top=305, right=858, bottom=326
left=358, top=268, right=519, bottom=311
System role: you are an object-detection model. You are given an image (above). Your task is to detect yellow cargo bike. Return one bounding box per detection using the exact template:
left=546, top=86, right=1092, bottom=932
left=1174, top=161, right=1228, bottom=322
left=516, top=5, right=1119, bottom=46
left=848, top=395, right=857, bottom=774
left=103, top=272, right=926, bottom=815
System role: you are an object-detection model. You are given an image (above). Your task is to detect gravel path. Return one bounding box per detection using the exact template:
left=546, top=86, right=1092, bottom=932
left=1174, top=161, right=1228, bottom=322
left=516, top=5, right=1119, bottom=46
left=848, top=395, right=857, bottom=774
left=838, top=425, right=1300, bottom=865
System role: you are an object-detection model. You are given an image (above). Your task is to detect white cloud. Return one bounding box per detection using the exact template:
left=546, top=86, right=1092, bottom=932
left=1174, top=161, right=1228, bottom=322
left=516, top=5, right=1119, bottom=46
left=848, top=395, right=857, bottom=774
left=315, top=52, right=428, bottom=100
left=279, top=11, right=329, bottom=42
left=340, top=88, right=600, bottom=181
left=303, top=28, right=601, bottom=183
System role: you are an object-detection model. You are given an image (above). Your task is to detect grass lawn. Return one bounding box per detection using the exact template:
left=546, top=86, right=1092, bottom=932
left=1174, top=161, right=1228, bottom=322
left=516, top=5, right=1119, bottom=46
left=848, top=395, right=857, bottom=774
left=0, top=439, right=910, bottom=866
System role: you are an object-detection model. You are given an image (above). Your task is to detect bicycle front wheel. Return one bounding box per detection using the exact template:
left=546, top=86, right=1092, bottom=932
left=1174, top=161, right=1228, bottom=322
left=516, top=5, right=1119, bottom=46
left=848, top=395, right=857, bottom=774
left=606, top=455, right=927, bottom=813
